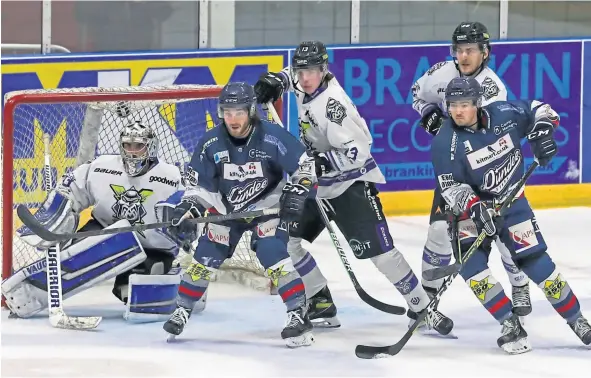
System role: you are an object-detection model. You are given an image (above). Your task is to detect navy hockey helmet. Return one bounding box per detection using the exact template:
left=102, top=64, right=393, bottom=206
left=445, top=77, right=483, bottom=108
left=292, top=41, right=329, bottom=71
left=217, top=82, right=257, bottom=118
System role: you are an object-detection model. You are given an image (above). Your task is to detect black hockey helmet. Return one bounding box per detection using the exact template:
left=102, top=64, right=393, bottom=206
left=451, top=21, right=491, bottom=73
left=445, top=77, right=483, bottom=109
left=291, top=41, right=329, bottom=70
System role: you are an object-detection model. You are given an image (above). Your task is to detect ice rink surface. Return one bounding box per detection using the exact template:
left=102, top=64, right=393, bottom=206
left=2, top=207, right=590, bottom=377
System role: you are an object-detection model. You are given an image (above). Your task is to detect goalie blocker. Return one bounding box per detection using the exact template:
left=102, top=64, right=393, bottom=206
left=2, top=191, right=182, bottom=323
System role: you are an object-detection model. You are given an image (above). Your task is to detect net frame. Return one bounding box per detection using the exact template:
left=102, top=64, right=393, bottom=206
left=2, top=84, right=282, bottom=303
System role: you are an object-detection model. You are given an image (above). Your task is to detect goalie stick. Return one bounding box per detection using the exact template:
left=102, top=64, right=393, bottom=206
left=266, top=102, right=405, bottom=316
left=17, top=205, right=280, bottom=243
left=355, top=161, right=538, bottom=359
left=42, top=133, right=102, bottom=330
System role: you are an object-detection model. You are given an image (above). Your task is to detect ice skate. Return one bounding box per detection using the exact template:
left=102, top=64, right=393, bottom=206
left=281, top=305, right=314, bottom=348
left=511, top=284, right=532, bottom=317
left=497, top=313, right=531, bottom=354
left=408, top=285, right=454, bottom=337
left=163, top=306, right=191, bottom=342
left=407, top=307, right=454, bottom=337
left=308, top=286, right=340, bottom=328
left=568, top=315, right=591, bottom=345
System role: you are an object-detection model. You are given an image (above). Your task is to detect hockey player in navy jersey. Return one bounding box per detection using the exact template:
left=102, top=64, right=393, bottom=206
left=412, top=22, right=532, bottom=320
left=431, top=77, right=591, bottom=354
left=160, top=82, right=318, bottom=348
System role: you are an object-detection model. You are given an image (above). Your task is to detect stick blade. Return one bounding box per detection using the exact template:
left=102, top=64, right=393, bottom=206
left=50, top=311, right=102, bottom=330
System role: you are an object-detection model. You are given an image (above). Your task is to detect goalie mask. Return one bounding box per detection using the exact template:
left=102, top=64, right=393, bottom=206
left=119, top=121, right=159, bottom=177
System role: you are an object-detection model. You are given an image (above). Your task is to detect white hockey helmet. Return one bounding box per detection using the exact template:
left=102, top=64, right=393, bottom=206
left=119, top=121, right=159, bottom=177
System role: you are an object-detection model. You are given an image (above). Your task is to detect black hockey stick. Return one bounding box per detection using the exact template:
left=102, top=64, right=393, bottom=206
left=17, top=205, right=280, bottom=243
left=355, top=161, right=539, bottom=359
left=422, top=162, right=539, bottom=282
left=315, top=198, right=406, bottom=315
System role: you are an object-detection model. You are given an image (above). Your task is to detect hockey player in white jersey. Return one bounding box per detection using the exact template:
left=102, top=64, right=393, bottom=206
left=254, top=41, right=453, bottom=335
left=412, top=21, right=532, bottom=318
left=2, top=121, right=184, bottom=322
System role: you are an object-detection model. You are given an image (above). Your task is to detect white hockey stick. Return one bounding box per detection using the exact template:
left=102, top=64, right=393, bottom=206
left=42, top=133, right=102, bottom=330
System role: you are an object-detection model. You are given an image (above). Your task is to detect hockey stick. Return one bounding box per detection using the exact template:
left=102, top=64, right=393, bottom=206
left=422, top=162, right=539, bottom=282
left=17, top=206, right=280, bottom=243
left=42, top=133, right=102, bottom=330
left=355, top=161, right=539, bottom=359
left=316, top=199, right=406, bottom=315
left=266, top=102, right=405, bottom=315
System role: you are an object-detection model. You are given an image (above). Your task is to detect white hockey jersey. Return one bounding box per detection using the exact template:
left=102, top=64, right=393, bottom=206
left=411, top=60, right=508, bottom=117
left=280, top=67, right=385, bottom=199
left=57, top=155, right=183, bottom=253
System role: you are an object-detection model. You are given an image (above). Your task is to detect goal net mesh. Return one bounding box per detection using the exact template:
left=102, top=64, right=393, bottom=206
left=4, top=84, right=272, bottom=292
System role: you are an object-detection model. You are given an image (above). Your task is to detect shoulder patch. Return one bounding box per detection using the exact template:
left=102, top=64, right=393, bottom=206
left=427, top=61, right=447, bottom=76
left=326, top=97, right=347, bottom=125
left=481, top=77, right=500, bottom=100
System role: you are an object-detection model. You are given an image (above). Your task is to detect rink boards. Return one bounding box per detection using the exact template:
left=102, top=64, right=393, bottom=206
left=2, top=38, right=591, bottom=215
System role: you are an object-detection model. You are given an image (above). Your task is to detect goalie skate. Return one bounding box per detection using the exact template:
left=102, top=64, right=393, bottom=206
left=164, top=306, right=191, bottom=342
left=497, top=313, right=532, bottom=355
left=281, top=306, right=314, bottom=348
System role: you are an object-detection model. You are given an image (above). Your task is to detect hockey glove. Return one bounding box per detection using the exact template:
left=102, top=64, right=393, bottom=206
left=169, top=198, right=203, bottom=251
left=254, top=72, right=286, bottom=104
left=527, top=118, right=558, bottom=167
left=313, top=152, right=332, bottom=177
left=420, top=106, right=444, bottom=136
left=468, top=198, right=498, bottom=237
left=280, top=183, right=310, bottom=221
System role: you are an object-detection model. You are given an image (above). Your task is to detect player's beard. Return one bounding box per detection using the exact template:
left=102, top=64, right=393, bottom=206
left=228, top=121, right=252, bottom=139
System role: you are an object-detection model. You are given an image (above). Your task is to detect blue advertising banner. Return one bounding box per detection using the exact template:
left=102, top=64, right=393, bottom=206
left=323, top=41, right=582, bottom=191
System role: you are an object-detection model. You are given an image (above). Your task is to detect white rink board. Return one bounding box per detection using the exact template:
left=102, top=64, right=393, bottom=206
left=2, top=208, right=590, bottom=377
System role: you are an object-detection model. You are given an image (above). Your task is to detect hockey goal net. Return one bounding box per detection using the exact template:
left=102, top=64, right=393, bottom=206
left=2, top=84, right=281, bottom=300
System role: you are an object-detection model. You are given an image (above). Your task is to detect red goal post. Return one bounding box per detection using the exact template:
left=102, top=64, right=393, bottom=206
left=1, top=84, right=283, bottom=303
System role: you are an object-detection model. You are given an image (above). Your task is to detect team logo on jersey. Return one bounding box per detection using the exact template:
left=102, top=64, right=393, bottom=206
left=481, top=77, right=500, bottom=100
left=427, top=61, right=446, bottom=76
left=326, top=98, right=347, bottom=125
left=110, top=185, right=154, bottom=225
left=223, top=162, right=263, bottom=182
left=227, top=178, right=268, bottom=210
left=481, top=149, right=522, bottom=195
left=467, top=134, right=514, bottom=169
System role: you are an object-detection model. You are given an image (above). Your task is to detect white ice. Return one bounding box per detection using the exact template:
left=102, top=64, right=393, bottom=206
left=2, top=207, right=590, bottom=377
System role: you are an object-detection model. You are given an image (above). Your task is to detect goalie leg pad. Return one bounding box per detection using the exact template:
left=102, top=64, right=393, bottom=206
left=124, top=272, right=181, bottom=323
left=2, top=219, right=146, bottom=318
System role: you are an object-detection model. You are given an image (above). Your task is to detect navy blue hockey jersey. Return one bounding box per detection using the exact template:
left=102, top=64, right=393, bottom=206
left=184, top=119, right=313, bottom=214
left=431, top=100, right=557, bottom=214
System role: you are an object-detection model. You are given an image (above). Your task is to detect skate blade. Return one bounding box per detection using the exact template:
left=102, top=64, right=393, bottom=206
left=414, top=324, right=458, bottom=339
left=312, top=316, right=341, bottom=328
left=166, top=333, right=178, bottom=343
left=285, top=331, right=315, bottom=348
left=501, top=337, right=532, bottom=355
